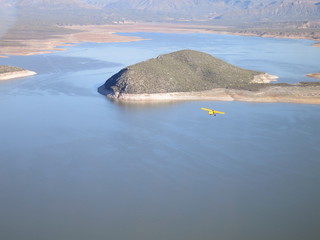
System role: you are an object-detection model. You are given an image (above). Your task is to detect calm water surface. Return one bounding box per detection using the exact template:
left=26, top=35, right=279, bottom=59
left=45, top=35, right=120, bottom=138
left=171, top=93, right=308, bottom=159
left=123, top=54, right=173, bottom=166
left=0, top=33, right=320, bottom=240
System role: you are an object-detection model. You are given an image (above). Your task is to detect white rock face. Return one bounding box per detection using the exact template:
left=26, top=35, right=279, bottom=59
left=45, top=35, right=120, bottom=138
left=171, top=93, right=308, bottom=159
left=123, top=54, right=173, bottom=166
left=252, top=73, right=278, bottom=83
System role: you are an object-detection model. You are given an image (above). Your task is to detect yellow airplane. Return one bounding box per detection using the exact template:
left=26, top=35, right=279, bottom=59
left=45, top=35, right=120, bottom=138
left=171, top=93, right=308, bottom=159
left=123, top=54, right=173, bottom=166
left=201, top=108, right=225, bottom=116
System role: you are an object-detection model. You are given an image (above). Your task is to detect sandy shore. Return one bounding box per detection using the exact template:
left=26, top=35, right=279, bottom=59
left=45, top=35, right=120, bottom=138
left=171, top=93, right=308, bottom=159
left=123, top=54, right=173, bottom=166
left=104, top=85, right=320, bottom=105
left=0, top=70, right=37, bottom=81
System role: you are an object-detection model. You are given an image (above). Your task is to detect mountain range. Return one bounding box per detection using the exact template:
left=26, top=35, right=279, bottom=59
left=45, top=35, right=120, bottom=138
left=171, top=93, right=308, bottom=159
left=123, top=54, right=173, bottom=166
left=4, top=0, right=320, bottom=24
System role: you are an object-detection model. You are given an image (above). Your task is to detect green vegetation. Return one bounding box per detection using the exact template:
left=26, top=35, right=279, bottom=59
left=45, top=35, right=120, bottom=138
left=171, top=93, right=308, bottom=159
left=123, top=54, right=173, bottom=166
left=0, top=65, right=25, bottom=74
left=103, top=49, right=267, bottom=94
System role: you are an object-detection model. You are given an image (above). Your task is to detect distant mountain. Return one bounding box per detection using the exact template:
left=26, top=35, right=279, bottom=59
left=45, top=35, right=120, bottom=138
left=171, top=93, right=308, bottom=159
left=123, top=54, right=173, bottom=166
left=97, top=0, right=320, bottom=22
left=99, top=49, right=264, bottom=96
left=7, top=0, right=320, bottom=24
left=14, top=0, right=91, bottom=9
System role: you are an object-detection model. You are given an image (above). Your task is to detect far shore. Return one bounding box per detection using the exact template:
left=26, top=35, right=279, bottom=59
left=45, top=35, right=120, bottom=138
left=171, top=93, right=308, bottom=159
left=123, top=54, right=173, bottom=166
left=0, top=70, right=37, bottom=81
left=102, top=85, right=320, bottom=105
left=1, top=22, right=319, bottom=57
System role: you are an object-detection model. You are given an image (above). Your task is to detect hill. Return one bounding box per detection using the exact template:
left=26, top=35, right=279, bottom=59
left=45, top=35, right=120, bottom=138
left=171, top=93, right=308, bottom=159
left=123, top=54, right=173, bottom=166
left=99, top=49, right=269, bottom=96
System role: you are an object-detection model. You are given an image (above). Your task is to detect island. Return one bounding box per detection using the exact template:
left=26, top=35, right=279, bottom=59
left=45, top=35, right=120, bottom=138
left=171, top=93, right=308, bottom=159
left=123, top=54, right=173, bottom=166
left=306, top=72, right=320, bottom=79
left=0, top=65, right=37, bottom=81
left=98, top=49, right=320, bottom=104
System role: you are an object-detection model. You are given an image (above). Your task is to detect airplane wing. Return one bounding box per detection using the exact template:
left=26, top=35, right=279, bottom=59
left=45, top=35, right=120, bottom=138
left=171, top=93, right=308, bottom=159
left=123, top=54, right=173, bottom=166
left=201, top=108, right=212, bottom=112
left=214, top=111, right=225, bottom=114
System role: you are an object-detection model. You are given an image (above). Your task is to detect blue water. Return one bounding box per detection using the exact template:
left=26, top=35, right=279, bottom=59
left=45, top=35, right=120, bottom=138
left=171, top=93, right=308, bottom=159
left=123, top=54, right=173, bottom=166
left=0, top=33, right=320, bottom=240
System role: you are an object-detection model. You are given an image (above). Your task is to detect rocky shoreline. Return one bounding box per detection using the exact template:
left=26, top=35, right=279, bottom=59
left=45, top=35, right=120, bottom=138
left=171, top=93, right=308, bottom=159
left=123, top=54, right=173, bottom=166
left=103, top=85, right=320, bottom=105
left=0, top=70, right=37, bottom=81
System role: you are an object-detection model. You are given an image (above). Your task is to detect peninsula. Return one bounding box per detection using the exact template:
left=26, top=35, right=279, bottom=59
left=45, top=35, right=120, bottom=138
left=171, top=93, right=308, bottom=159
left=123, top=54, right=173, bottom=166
left=0, top=65, right=36, bottom=81
left=306, top=72, right=320, bottom=79
left=98, top=50, right=320, bottom=104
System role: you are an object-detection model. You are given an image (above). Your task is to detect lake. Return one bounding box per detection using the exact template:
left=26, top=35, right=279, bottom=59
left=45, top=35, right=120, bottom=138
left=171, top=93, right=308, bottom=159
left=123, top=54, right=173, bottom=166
left=0, top=33, right=320, bottom=240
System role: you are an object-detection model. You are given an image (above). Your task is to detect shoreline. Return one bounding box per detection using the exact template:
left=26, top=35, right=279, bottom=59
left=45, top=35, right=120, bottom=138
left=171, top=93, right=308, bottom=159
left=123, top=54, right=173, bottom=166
left=102, top=85, right=320, bottom=105
left=0, top=70, right=37, bottom=81
left=1, top=23, right=319, bottom=57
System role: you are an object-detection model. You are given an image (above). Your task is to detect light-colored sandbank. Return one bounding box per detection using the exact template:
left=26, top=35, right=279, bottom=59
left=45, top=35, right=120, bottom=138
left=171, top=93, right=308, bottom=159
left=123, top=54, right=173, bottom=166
left=0, top=70, right=37, bottom=81
left=106, top=85, right=320, bottom=105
